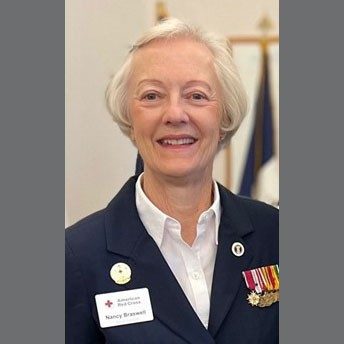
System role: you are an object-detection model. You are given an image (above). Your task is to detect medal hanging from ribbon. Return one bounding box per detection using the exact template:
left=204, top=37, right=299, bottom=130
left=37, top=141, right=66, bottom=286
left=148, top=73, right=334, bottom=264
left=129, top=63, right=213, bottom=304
left=242, top=264, right=279, bottom=307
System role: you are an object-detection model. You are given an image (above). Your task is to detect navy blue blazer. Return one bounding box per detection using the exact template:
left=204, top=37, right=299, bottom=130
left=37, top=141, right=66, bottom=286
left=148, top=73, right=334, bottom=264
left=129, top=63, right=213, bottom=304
left=66, top=176, right=279, bottom=343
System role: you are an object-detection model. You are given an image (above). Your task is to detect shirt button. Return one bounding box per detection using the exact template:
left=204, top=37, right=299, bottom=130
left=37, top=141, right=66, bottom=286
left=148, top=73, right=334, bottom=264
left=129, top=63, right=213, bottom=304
left=192, top=271, right=201, bottom=280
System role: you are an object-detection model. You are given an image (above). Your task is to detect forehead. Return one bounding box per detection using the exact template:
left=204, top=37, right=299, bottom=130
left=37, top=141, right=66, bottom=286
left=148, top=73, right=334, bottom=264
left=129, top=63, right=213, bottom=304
left=130, top=38, right=217, bottom=81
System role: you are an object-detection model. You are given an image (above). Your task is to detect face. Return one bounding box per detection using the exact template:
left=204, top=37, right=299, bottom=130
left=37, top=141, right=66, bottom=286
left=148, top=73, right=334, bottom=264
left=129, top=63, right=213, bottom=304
left=127, top=38, right=223, bottom=181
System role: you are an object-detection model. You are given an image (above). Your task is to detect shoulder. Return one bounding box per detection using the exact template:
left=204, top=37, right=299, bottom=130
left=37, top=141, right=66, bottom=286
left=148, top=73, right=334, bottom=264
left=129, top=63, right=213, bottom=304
left=235, top=194, right=279, bottom=226
left=218, top=182, right=278, bottom=219
left=235, top=195, right=279, bottom=247
left=217, top=183, right=279, bottom=241
left=66, top=208, right=105, bottom=239
left=234, top=194, right=279, bottom=260
left=65, top=209, right=107, bottom=258
left=217, top=183, right=279, bottom=265
left=65, top=176, right=138, bottom=255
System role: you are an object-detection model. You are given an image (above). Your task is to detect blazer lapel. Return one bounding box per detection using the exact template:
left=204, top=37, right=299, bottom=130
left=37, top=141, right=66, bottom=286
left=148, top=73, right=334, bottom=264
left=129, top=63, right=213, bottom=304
left=104, top=177, right=214, bottom=344
left=131, top=233, right=215, bottom=344
left=208, top=185, right=255, bottom=337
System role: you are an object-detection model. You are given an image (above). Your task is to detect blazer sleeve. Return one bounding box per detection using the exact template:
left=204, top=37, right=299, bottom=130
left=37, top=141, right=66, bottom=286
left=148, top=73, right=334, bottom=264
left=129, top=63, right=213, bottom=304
left=65, top=239, right=104, bottom=344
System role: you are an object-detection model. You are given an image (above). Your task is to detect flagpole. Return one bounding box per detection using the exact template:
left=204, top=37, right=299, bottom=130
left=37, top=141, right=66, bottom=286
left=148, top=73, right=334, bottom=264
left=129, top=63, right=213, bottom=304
left=156, top=1, right=169, bottom=22
left=228, top=14, right=279, bottom=46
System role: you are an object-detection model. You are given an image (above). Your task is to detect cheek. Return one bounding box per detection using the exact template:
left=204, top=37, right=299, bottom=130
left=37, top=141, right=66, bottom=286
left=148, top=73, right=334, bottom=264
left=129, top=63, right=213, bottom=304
left=130, top=116, right=157, bottom=145
left=131, top=104, right=162, bottom=135
left=129, top=104, right=146, bottom=138
left=199, top=109, right=222, bottom=137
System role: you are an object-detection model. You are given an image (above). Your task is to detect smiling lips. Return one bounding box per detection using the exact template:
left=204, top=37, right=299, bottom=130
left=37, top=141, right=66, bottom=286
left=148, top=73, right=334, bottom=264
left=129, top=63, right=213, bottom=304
left=157, top=136, right=198, bottom=146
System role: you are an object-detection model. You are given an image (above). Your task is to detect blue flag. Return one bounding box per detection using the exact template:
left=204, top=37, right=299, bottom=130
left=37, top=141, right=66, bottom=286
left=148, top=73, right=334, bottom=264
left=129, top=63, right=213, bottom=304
left=239, top=47, right=274, bottom=197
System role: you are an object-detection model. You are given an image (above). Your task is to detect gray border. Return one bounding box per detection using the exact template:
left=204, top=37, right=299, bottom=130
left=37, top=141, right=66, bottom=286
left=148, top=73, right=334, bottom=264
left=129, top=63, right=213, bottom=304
left=3, top=0, right=343, bottom=342
left=0, top=1, right=64, bottom=342
left=281, top=1, right=343, bottom=342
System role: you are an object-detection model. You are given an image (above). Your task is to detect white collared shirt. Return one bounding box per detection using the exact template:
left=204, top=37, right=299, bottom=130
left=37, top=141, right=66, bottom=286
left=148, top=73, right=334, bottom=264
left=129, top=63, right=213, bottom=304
left=135, top=173, right=221, bottom=328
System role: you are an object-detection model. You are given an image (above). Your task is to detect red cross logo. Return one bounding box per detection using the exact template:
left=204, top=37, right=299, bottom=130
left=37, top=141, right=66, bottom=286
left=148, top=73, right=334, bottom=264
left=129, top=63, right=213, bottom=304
left=105, top=300, right=113, bottom=308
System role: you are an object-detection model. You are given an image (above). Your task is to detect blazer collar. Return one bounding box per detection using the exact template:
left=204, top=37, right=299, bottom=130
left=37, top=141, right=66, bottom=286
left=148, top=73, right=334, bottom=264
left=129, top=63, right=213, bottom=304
left=208, top=184, right=255, bottom=337
left=104, top=176, right=145, bottom=257
left=104, top=176, right=215, bottom=344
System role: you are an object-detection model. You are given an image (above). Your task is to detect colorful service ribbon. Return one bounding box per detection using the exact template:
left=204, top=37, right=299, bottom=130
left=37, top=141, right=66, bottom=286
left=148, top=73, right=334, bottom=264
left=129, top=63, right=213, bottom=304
left=242, top=264, right=280, bottom=293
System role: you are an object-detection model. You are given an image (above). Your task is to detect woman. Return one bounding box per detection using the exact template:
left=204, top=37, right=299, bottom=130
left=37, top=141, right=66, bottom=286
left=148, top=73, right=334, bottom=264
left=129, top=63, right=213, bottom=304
left=66, top=18, right=279, bottom=344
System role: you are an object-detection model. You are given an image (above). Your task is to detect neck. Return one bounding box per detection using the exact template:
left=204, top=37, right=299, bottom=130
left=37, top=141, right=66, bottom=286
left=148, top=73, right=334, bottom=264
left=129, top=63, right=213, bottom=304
left=141, top=170, right=214, bottom=245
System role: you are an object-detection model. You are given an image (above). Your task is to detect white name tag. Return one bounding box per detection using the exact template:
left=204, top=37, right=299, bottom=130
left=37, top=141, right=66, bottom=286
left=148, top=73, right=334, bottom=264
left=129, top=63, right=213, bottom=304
left=95, top=288, right=154, bottom=328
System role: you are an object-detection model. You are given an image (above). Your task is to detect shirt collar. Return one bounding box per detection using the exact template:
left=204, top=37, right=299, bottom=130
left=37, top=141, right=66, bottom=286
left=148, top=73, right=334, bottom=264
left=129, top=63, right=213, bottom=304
left=203, top=179, right=221, bottom=245
left=135, top=173, right=221, bottom=247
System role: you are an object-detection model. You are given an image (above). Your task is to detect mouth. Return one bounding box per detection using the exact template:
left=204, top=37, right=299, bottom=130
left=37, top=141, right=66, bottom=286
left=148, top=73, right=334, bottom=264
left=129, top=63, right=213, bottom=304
left=157, top=136, right=198, bottom=147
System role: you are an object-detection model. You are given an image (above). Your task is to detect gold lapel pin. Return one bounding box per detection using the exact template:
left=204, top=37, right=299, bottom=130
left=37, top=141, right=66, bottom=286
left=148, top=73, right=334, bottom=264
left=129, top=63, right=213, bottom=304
left=110, top=262, right=131, bottom=285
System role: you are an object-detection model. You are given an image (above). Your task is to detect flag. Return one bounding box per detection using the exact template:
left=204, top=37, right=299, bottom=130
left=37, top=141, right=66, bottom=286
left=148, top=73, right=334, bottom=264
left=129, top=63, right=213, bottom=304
left=239, top=45, right=275, bottom=198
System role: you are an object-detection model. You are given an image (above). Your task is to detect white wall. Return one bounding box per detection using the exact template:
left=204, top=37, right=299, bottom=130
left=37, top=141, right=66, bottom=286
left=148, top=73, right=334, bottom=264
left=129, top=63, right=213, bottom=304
left=66, top=0, right=279, bottom=226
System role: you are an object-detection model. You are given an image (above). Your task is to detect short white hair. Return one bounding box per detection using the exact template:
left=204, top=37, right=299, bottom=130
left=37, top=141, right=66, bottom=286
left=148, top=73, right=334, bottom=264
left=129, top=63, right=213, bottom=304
left=106, top=18, right=248, bottom=148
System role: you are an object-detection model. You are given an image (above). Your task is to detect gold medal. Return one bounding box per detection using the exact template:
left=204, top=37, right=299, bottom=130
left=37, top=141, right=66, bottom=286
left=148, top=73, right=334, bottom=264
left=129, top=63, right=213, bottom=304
left=247, top=291, right=260, bottom=306
left=110, top=262, right=131, bottom=285
left=247, top=291, right=279, bottom=307
left=257, top=291, right=279, bottom=307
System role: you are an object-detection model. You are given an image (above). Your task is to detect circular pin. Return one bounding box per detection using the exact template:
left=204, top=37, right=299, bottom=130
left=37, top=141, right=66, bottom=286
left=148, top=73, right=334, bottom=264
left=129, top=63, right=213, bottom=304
left=110, top=263, right=131, bottom=285
left=231, top=242, right=245, bottom=257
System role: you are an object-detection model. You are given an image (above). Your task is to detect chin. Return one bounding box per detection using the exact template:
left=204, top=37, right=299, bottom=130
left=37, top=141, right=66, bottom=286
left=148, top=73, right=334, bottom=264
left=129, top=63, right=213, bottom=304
left=157, top=163, right=209, bottom=180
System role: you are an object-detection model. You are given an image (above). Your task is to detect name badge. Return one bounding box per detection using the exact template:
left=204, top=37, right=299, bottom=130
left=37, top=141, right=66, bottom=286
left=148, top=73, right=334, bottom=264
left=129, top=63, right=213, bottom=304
left=95, top=288, right=154, bottom=328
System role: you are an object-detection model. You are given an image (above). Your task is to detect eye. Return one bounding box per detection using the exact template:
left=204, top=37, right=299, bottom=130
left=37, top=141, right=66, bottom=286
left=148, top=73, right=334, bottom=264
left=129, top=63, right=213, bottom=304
left=142, top=92, right=160, bottom=101
left=188, top=92, right=208, bottom=101
left=192, top=93, right=205, bottom=100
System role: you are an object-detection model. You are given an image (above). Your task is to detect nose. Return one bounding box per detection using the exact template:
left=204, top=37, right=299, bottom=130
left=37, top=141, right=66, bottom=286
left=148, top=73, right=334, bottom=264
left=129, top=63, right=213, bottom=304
left=162, top=96, right=189, bottom=125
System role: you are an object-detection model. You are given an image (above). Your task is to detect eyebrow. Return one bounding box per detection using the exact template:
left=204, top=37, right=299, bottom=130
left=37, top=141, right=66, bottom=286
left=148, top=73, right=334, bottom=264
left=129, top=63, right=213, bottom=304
left=184, top=80, right=213, bottom=92
left=136, top=79, right=163, bottom=88
left=136, top=79, right=213, bottom=91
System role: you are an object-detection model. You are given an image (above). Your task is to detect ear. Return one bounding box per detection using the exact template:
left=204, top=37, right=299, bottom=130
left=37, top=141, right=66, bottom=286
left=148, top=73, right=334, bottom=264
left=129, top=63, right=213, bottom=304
left=129, top=124, right=134, bottom=140
left=219, top=130, right=225, bottom=142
